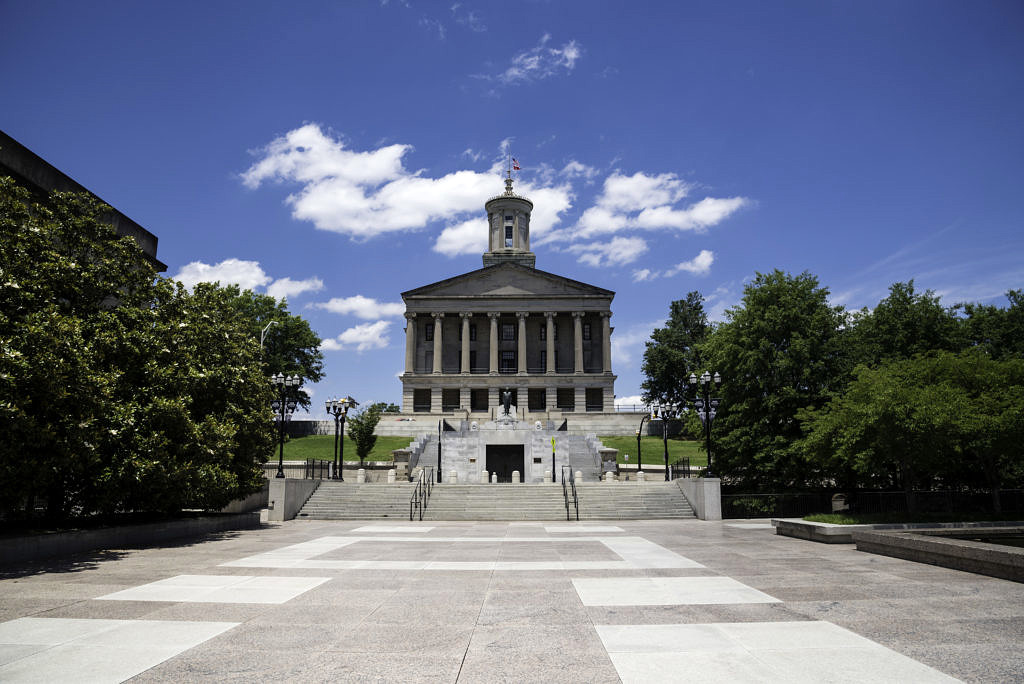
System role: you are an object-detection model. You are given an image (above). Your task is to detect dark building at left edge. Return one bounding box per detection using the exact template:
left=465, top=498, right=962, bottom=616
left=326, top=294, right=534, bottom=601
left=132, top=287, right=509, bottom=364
left=1, top=129, right=166, bottom=272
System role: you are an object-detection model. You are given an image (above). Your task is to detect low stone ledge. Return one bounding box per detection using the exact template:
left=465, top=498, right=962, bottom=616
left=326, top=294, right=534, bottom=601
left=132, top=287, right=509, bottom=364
left=0, top=512, right=261, bottom=566
left=852, top=527, right=1024, bottom=582
left=774, top=518, right=1024, bottom=545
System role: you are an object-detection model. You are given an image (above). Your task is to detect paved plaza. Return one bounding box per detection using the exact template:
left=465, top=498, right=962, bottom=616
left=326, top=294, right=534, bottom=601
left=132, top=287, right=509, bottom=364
left=1, top=519, right=1022, bottom=682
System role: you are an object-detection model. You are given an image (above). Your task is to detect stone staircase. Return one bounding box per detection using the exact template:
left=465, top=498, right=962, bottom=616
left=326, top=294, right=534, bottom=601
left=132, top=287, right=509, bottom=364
left=296, top=482, right=416, bottom=520
left=296, top=480, right=695, bottom=521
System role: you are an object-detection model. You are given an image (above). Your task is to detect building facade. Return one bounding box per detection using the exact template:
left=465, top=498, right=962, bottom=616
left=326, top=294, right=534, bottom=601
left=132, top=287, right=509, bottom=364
left=400, top=177, right=616, bottom=417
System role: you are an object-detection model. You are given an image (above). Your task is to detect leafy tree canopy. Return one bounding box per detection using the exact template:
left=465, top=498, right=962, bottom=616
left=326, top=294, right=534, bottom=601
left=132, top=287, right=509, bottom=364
left=346, top=402, right=385, bottom=466
left=641, top=291, right=710, bottom=409
left=0, top=177, right=276, bottom=521
left=961, top=289, right=1024, bottom=360
left=702, top=270, right=850, bottom=488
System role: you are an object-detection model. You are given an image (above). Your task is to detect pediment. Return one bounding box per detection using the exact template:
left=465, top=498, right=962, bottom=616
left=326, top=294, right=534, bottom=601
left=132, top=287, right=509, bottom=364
left=403, top=263, right=613, bottom=300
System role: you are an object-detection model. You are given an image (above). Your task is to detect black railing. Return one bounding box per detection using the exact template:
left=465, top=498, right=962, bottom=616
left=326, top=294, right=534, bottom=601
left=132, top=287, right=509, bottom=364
left=669, top=458, right=691, bottom=480
left=562, top=465, right=579, bottom=521
left=409, top=467, right=435, bottom=521
left=304, top=459, right=332, bottom=480
left=720, top=489, right=1024, bottom=519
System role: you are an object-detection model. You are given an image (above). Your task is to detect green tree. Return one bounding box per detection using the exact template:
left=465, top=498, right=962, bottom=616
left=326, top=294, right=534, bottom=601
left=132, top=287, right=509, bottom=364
left=799, top=351, right=1024, bottom=512
left=962, top=289, right=1024, bottom=360
left=850, top=281, right=965, bottom=366
left=641, top=291, right=710, bottom=410
left=220, top=286, right=324, bottom=409
left=347, top=403, right=385, bottom=467
left=702, top=270, right=850, bottom=488
left=0, top=177, right=274, bottom=520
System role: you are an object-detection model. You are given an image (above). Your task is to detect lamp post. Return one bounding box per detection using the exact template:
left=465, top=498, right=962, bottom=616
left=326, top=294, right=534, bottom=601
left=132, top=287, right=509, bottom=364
left=659, top=402, right=678, bottom=481
left=437, top=420, right=443, bottom=484
left=260, top=320, right=278, bottom=350
left=325, top=396, right=357, bottom=480
left=270, top=373, right=302, bottom=478
left=636, top=405, right=657, bottom=480
left=689, top=370, right=722, bottom=478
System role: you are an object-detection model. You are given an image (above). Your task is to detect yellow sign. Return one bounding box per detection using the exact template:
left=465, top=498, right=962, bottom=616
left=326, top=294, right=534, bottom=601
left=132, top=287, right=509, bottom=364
left=551, top=437, right=556, bottom=450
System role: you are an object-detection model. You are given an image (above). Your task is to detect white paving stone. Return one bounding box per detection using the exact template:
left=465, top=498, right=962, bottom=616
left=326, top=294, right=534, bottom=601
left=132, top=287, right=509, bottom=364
left=0, top=618, right=237, bottom=683
left=351, top=525, right=435, bottom=532
left=544, top=525, right=624, bottom=533
left=573, top=576, right=780, bottom=606
left=596, top=622, right=959, bottom=683
left=97, top=575, right=329, bottom=604
left=725, top=522, right=775, bottom=529
left=222, top=535, right=700, bottom=571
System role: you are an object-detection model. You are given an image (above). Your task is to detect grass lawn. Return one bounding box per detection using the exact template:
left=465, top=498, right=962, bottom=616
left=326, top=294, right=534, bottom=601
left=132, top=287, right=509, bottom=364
left=804, top=512, right=1022, bottom=525
left=597, top=436, right=706, bottom=467
left=269, top=435, right=414, bottom=462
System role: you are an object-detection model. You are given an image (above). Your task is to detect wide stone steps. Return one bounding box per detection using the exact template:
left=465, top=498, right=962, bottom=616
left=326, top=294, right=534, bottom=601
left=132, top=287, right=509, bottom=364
left=297, top=481, right=695, bottom=521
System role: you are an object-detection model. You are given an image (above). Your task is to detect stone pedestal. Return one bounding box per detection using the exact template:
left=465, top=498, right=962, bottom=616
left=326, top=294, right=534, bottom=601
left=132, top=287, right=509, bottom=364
left=387, top=469, right=396, bottom=483
left=512, top=470, right=520, bottom=483
left=480, top=470, right=489, bottom=484
left=356, top=469, right=366, bottom=483
left=574, top=470, right=582, bottom=484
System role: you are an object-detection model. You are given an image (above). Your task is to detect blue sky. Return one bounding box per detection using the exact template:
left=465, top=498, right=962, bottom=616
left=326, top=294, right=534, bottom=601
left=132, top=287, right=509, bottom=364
left=3, top=1, right=1023, bottom=416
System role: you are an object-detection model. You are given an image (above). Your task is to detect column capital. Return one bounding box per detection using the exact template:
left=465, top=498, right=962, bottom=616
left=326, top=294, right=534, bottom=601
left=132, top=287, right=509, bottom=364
left=600, top=311, right=612, bottom=319
left=405, top=312, right=417, bottom=320
left=459, top=312, right=473, bottom=319
left=515, top=311, right=529, bottom=320
left=432, top=312, right=445, bottom=320
left=544, top=311, right=556, bottom=319
left=488, top=312, right=501, bottom=320
left=572, top=311, right=585, bottom=319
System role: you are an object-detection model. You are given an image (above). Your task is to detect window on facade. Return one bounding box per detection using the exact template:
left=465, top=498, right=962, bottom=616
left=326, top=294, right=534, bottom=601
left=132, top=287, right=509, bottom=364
left=556, top=388, right=575, bottom=411
left=469, top=324, right=477, bottom=341
left=505, top=225, right=513, bottom=247
left=553, top=323, right=559, bottom=341
left=528, top=388, right=546, bottom=411
left=500, top=350, right=516, bottom=373
left=413, top=389, right=431, bottom=412
left=501, top=323, right=515, bottom=341
left=424, top=323, right=434, bottom=341
left=469, top=350, right=477, bottom=370
left=585, top=388, right=603, bottom=412
left=470, top=388, right=488, bottom=411
left=539, top=325, right=546, bottom=341
left=441, top=389, right=460, bottom=412
left=540, top=350, right=546, bottom=370
left=583, top=323, right=592, bottom=341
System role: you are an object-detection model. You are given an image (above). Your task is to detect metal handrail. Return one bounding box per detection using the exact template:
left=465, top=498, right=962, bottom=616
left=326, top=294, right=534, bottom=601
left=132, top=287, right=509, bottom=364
left=409, top=467, right=435, bottom=521
left=561, top=465, right=579, bottom=521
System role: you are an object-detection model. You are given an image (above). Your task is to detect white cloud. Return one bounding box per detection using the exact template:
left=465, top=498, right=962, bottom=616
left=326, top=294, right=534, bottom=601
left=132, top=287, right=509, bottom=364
left=561, top=160, right=598, bottom=182
left=419, top=16, right=446, bottom=39
left=266, top=277, right=325, bottom=301
left=244, top=125, right=574, bottom=246
left=666, top=249, right=715, bottom=276
left=614, top=394, right=647, bottom=409
left=451, top=3, right=486, bottom=31
left=569, top=171, right=748, bottom=239
left=632, top=268, right=654, bottom=282
left=434, top=218, right=487, bottom=257
left=494, top=34, right=582, bottom=85
left=174, top=258, right=271, bottom=290
left=611, top=320, right=661, bottom=367
left=567, top=236, right=648, bottom=267
left=321, top=320, right=392, bottom=352
left=312, top=295, right=405, bottom=319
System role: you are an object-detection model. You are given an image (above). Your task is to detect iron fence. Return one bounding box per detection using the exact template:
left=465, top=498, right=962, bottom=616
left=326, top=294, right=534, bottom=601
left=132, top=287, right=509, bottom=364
left=721, top=489, right=1024, bottom=519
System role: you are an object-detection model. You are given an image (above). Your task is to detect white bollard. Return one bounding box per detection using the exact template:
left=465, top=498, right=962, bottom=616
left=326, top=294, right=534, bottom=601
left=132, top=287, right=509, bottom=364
left=447, top=471, right=458, bottom=484
left=387, top=469, right=396, bottom=484
left=491, top=473, right=498, bottom=483
left=637, top=471, right=645, bottom=482
left=480, top=470, right=489, bottom=484
left=543, top=472, right=552, bottom=484
left=356, top=468, right=366, bottom=483
left=605, top=471, right=616, bottom=482
left=512, top=470, right=520, bottom=483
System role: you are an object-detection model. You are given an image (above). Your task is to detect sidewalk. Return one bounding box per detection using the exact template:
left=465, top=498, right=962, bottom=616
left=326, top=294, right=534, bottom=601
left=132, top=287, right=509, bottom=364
left=0, top=519, right=1020, bottom=682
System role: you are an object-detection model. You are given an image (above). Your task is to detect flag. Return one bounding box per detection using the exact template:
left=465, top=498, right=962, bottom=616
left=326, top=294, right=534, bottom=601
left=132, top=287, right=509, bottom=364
left=512, top=158, right=520, bottom=170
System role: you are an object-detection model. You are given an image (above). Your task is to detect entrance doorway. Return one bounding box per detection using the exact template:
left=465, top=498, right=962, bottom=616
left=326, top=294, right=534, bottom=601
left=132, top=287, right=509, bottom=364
left=486, top=445, right=524, bottom=483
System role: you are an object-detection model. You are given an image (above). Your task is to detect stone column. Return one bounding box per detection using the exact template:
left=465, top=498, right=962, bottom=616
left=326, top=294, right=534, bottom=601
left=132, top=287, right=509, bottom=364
left=544, top=312, right=555, bottom=375
left=404, top=313, right=417, bottom=374
left=516, top=312, right=528, bottom=375
left=432, top=313, right=444, bottom=374
left=574, top=386, right=586, bottom=413
left=572, top=312, right=584, bottom=374
left=488, top=312, right=499, bottom=375
left=546, top=385, right=557, bottom=412
left=601, top=312, right=612, bottom=374
left=460, top=313, right=471, bottom=374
